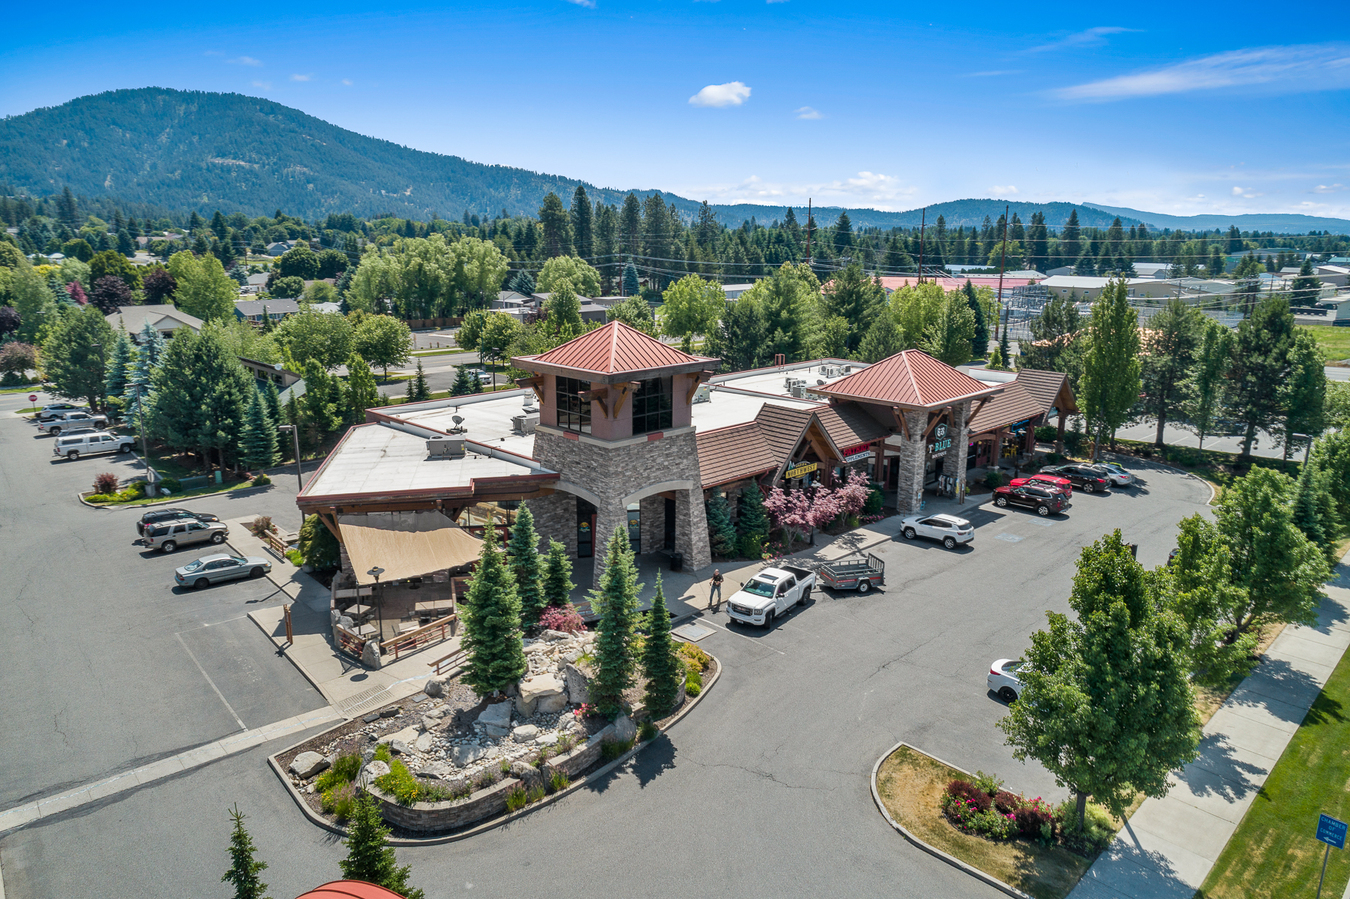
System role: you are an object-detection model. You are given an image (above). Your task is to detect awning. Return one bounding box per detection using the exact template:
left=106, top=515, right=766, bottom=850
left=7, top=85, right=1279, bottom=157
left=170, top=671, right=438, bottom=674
left=339, top=513, right=482, bottom=585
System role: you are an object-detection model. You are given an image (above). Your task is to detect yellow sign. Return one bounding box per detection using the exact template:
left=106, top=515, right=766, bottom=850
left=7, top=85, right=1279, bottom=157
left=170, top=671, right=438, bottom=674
left=784, top=462, right=818, bottom=480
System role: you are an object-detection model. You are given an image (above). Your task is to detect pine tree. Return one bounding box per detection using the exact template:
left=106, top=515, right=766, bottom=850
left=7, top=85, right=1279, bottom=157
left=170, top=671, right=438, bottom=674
left=1292, top=456, right=1339, bottom=563
left=589, top=525, right=642, bottom=717
left=705, top=487, right=737, bottom=558
left=240, top=389, right=280, bottom=471
left=622, top=261, right=640, bottom=297
left=407, top=360, right=430, bottom=402
left=963, top=280, right=989, bottom=357
left=451, top=364, right=476, bottom=396
left=509, top=269, right=535, bottom=297
left=259, top=306, right=275, bottom=333
left=541, top=539, right=575, bottom=608
left=998, top=328, right=1013, bottom=368
left=339, top=793, right=425, bottom=899
left=509, top=505, right=548, bottom=633
left=642, top=573, right=681, bottom=716
left=262, top=380, right=282, bottom=429
left=345, top=353, right=380, bottom=423
left=105, top=327, right=134, bottom=402
left=222, top=805, right=270, bottom=899
left=460, top=518, right=527, bottom=698
left=737, top=484, right=770, bottom=542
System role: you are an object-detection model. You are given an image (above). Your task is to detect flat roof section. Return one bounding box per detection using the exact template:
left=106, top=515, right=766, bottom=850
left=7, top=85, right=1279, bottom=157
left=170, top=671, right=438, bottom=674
left=386, top=389, right=538, bottom=455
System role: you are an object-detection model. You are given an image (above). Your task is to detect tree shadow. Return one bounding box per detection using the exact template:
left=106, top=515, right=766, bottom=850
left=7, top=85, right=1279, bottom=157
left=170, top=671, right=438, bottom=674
left=1175, top=732, right=1268, bottom=802
left=1230, top=656, right=1330, bottom=725
left=631, top=733, right=677, bottom=788
left=1078, top=819, right=1200, bottom=899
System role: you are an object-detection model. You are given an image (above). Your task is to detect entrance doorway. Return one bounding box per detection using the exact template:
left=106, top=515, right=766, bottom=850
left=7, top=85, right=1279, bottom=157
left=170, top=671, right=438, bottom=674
left=577, top=498, right=596, bottom=558
left=626, top=503, right=641, bottom=554
left=663, top=498, right=676, bottom=551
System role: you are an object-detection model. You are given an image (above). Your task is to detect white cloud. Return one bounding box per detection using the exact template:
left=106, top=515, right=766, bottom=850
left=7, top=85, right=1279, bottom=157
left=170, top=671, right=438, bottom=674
left=689, top=81, right=751, bottom=108
left=992, top=185, right=1019, bottom=195
left=683, top=171, right=918, bottom=209
left=290, top=73, right=312, bottom=82
left=251, top=81, right=272, bottom=91
left=1231, top=185, right=1264, bottom=198
left=795, top=106, right=822, bottom=120
left=1030, top=26, right=1137, bottom=53
left=1051, top=42, right=1350, bottom=102
left=565, top=0, right=595, bottom=7
left=229, top=56, right=263, bottom=67
left=341, top=79, right=354, bottom=86
left=1314, top=184, right=1346, bottom=193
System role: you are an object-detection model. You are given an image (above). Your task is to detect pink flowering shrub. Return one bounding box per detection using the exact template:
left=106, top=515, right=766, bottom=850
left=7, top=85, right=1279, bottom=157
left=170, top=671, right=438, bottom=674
left=539, top=604, right=585, bottom=633
left=941, top=779, right=1050, bottom=843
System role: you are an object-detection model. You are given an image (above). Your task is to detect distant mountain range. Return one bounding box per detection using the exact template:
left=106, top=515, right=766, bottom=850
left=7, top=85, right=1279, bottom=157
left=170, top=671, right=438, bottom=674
left=2, top=88, right=1346, bottom=235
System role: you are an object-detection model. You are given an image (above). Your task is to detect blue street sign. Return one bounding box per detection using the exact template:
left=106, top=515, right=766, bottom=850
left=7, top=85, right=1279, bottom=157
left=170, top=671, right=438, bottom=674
left=1317, top=814, right=1347, bottom=850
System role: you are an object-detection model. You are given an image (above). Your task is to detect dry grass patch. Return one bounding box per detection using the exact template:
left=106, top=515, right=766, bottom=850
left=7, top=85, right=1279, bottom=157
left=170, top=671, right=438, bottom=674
left=875, top=747, right=1092, bottom=899
left=1193, top=622, right=1288, bottom=725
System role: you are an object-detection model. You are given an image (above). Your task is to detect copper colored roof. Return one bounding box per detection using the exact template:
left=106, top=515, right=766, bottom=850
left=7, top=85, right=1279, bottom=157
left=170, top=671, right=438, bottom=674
left=817, top=404, right=891, bottom=449
left=696, top=422, right=778, bottom=488
left=811, top=350, right=1000, bottom=409
left=969, top=378, right=1047, bottom=435
left=294, top=882, right=407, bottom=899
left=524, top=321, right=709, bottom=376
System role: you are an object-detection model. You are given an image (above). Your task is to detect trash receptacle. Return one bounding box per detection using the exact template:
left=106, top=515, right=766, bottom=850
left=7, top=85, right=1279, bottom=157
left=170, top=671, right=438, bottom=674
left=670, top=552, right=683, bottom=572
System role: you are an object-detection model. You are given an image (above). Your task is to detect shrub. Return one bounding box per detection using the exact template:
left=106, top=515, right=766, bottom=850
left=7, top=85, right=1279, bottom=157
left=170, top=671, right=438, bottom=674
left=93, top=472, right=119, bottom=495
left=247, top=515, right=273, bottom=537
left=374, top=759, right=423, bottom=806
left=252, top=472, right=271, bottom=487
left=1063, top=430, right=1086, bottom=455
left=286, top=549, right=304, bottom=566
left=946, top=779, right=992, bottom=812
left=984, top=470, right=1004, bottom=489
left=1014, top=799, right=1056, bottom=842
left=639, top=719, right=658, bottom=741
left=685, top=668, right=702, bottom=696
left=499, top=758, right=512, bottom=774
left=548, top=770, right=570, bottom=793
left=472, top=769, right=501, bottom=791
left=321, top=781, right=358, bottom=820
left=600, top=738, right=634, bottom=761
left=993, top=790, right=1021, bottom=815
left=1035, top=425, right=1059, bottom=444
left=298, top=513, right=339, bottom=569
left=373, top=743, right=393, bottom=764
left=1055, top=800, right=1115, bottom=853
left=158, top=477, right=181, bottom=494
left=315, top=753, right=362, bottom=793
left=538, top=604, right=585, bottom=634
left=677, top=641, right=712, bottom=672
left=863, top=484, right=885, bottom=515
left=504, top=786, right=528, bottom=812
left=737, top=533, right=765, bottom=559
left=973, top=770, right=1004, bottom=796
left=942, top=791, right=1016, bottom=840
left=86, top=494, right=111, bottom=503
left=526, top=785, right=546, bottom=803
left=418, top=781, right=458, bottom=803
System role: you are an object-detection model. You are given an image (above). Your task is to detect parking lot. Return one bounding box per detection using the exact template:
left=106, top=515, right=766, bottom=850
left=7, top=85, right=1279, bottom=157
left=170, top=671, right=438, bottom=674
left=0, top=391, right=1213, bottom=899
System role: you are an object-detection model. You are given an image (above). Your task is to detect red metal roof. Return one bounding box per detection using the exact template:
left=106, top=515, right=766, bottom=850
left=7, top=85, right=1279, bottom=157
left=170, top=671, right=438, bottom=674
left=527, top=321, right=706, bottom=375
left=878, top=276, right=1041, bottom=293
left=811, top=350, right=1000, bottom=409
left=294, top=881, right=407, bottom=899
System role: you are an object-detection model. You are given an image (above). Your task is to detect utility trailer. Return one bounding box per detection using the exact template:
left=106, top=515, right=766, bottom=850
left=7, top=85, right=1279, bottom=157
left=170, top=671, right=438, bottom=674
left=818, top=553, right=885, bottom=593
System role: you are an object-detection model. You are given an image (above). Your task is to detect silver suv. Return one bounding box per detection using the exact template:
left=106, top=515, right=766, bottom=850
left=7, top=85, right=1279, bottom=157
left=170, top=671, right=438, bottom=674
left=45, top=411, right=109, bottom=436
left=138, top=518, right=230, bottom=553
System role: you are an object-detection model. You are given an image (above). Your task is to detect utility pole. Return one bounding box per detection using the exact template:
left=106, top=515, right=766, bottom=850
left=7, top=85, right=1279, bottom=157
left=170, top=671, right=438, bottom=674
left=995, top=205, right=1009, bottom=342
left=917, top=207, right=926, bottom=284
left=806, top=198, right=813, bottom=267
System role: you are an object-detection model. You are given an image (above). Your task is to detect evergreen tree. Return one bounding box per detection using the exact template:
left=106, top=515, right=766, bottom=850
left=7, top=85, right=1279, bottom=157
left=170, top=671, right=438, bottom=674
left=589, top=525, right=642, bottom=717
left=240, top=389, right=280, bottom=471
left=509, top=505, right=548, bottom=633
left=570, top=185, right=594, bottom=260
left=1291, top=457, right=1336, bottom=561
left=541, top=538, right=575, bottom=609
left=451, top=364, right=477, bottom=396
left=345, top=353, right=380, bottom=423
left=705, top=487, right=737, bottom=558
left=460, top=518, right=527, bottom=698
left=407, top=360, right=431, bottom=402
left=1280, top=330, right=1327, bottom=460
left=508, top=269, right=535, bottom=297
left=737, top=484, right=770, bottom=543
left=222, top=805, right=270, bottom=899
left=858, top=313, right=902, bottom=363
left=339, top=794, right=425, bottom=899
left=1290, top=258, right=1322, bottom=307
left=1139, top=298, right=1202, bottom=448
left=963, top=281, right=989, bottom=357
left=105, top=327, right=134, bottom=402
left=301, top=358, right=343, bottom=439
left=998, top=327, right=1012, bottom=369
left=1079, top=279, right=1141, bottom=457
left=642, top=574, right=681, bottom=716
left=622, top=260, right=640, bottom=297
left=262, top=379, right=282, bottom=431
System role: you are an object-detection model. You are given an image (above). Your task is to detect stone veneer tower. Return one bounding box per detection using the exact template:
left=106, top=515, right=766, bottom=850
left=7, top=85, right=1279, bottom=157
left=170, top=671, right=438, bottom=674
left=513, top=322, right=719, bottom=583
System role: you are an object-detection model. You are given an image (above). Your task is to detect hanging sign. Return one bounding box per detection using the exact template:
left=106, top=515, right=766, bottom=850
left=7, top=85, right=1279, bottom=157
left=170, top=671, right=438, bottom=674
left=841, top=443, right=872, bottom=463
left=784, top=461, right=818, bottom=480
left=929, top=422, right=952, bottom=454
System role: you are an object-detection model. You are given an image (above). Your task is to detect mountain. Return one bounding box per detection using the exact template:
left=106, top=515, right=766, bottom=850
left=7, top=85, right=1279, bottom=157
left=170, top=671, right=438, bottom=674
left=2, top=88, right=1347, bottom=236
left=1080, top=202, right=1350, bottom=235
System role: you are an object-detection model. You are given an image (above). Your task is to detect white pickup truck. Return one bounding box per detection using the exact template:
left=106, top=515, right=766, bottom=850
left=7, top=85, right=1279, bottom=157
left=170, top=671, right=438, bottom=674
left=726, top=565, right=816, bottom=628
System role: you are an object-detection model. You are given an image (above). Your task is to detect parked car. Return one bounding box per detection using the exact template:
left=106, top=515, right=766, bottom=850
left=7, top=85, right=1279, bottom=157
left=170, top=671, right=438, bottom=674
left=138, top=518, right=229, bottom=553
left=900, top=513, right=974, bottom=549
left=727, top=565, right=816, bottom=627
left=52, top=430, right=135, bottom=460
left=44, top=411, right=109, bottom=436
left=137, top=509, right=221, bottom=536
left=1039, top=464, right=1112, bottom=493
left=174, top=553, right=271, bottom=589
left=819, top=553, right=885, bottom=592
left=988, top=658, right=1024, bottom=702
left=35, top=402, right=89, bottom=422
left=993, top=483, right=1070, bottom=516
left=1009, top=474, right=1073, bottom=497
left=1090, top=461, right=1136, bottom=487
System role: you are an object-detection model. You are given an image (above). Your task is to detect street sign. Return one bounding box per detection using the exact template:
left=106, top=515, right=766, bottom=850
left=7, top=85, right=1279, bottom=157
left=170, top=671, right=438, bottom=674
left=1317, top=814, right=1347, bottom=849
left=28, top=394, right=36, bottom=403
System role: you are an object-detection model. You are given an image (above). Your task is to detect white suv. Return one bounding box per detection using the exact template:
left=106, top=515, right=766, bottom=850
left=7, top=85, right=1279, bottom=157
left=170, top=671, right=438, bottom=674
left=53, top=430, right=136, bottom=460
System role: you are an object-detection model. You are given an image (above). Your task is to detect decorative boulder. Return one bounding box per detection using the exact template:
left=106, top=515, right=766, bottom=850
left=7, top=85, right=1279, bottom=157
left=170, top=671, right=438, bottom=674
left=541, top=629, right=571, bottom=642
left=516, top=674, right=566, bottom=717
left=361, top=639, right=383, bottom=670
left=289, top=751, right=329, bottom=779
left=478, top=700, right=513, bottom=738
left=562, top=663, right=591, bottom=705
left=390, top=740, right=413, bottom=756
left=452, top=743, right=489, bottom=767
left=356, top=759, right=390, bottom=788
left=509, top=760, right=544, bottom=791
left=414, top=732, right=435, bottom=753
left=512, top=724, right=540, bottom=743
left=613, top=714, right=637, bottom=745
left=425, top=678, right=446, bottom=698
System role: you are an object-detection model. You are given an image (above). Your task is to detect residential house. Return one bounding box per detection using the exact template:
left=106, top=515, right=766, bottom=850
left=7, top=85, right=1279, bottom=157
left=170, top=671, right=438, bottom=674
left=234, top=298, right=301, bottom=324
left=105, top=305, right=203, bottom=341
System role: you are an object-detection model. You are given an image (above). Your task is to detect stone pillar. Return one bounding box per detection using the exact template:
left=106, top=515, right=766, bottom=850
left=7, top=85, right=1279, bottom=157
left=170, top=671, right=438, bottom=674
left=945, top=401, right=970, bottom=503
left=526, top=493, right=577, bottom=556
left=674, top=487, right=712, bottom=572
left=895, top=410, right=927, bottom=513
left=639, top=494, right=664, bottom=557
left=1056, top=411, right=1067, bottom=455
left=591, top=500, right=628, bottom=587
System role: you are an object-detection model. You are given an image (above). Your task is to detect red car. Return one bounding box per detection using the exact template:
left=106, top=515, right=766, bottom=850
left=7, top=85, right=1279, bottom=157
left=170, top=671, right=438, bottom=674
left=1009, top=475, right=1073, bottom=497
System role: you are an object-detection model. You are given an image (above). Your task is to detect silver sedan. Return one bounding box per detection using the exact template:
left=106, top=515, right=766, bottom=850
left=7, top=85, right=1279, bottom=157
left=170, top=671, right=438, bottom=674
left=174, top=553, right=272, bottom=589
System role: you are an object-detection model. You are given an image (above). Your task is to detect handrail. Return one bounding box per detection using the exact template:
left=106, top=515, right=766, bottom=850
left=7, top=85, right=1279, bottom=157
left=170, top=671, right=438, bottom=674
left=428, top=648, right=467, bottom=676
left=335, top=624, right=365, bottom=660
left=380, top=613, right=458, bottom=661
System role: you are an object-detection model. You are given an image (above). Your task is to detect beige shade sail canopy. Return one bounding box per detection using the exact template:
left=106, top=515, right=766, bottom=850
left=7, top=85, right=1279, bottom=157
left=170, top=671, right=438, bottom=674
left=339, top=512, right=483, bottom=585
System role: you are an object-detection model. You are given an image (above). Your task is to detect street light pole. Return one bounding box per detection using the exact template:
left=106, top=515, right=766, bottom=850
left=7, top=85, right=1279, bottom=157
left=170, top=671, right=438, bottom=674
left=368, top=566, right=385, bottom=643
left=91, top=342, right=105, bottom=415
left=277, top=424, right=303, bottom=492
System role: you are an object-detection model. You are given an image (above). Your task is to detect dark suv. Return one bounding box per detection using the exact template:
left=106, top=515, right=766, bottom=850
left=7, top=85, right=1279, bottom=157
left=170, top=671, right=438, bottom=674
left=137, top=508, right=220, bottom=536
left=994, top=484, right=1070, bottom=516
left=1039, top=464, right=1112, bottom=494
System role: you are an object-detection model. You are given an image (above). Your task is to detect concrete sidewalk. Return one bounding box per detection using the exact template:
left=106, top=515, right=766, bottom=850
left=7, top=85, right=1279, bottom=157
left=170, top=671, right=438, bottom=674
left=1071, top=552, right=1350, bottom=899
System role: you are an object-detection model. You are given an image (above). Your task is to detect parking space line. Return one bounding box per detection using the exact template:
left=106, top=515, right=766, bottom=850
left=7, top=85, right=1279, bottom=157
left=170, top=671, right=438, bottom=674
left=176, top=632, right=246, bottom=730
left=687, top=617, right=786, bottom=654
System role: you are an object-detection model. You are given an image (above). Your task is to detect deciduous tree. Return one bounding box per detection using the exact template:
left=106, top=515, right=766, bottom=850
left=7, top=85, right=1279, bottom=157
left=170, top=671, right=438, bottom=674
left=274, top=309, right=354, bottom=370
left=660, top=274, right=724, bottom=353
left=89, top=275, right=132, bottom=315
left=1280, top=329, right=1326, bottom=460
left=344, top=353, right=380, bottom=422
left=41, top=304, right=115, bottom=410
left=822, top=263, right=884, bottom=353
left=1140, top=298, right=1202, bottom=448
left=920, top=289, right=977, bottom=366
left=536, top=255, right=601, bottom=298
left=168, top=251, right=236, bottom=322
left=1182, top=318, right=1233, bottom=450
left=1079, top=279, right=1141, bottom=457
left=1226, top=294, right=1294, bottom=458
left=353, top=313, right=412, bottom=379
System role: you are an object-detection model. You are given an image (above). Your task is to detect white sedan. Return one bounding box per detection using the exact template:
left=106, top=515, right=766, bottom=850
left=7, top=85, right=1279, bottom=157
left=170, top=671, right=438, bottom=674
left=1091, top=461, right=1135, bottom=487
left=988, top=658, right=1024, bottom=702
left=899, top=513, right=974, bottom=549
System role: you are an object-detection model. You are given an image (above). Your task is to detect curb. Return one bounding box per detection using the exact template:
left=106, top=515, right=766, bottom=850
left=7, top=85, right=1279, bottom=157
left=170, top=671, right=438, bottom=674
left=869, top=741, right=1035, bottom=899
left=268, top=653, right=721, bottom=845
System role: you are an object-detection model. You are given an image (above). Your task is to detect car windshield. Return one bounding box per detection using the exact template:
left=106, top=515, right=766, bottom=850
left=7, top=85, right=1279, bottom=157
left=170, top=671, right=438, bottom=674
left=182, top=560, right=204, bottom=572
left=742, top=579, right=776, bottom=598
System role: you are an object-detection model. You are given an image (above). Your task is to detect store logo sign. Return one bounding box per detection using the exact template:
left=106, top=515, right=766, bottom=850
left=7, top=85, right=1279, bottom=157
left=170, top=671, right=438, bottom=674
left=930, top=422, right=952, bottom=454
left=784, top=461, right=819, bottom=480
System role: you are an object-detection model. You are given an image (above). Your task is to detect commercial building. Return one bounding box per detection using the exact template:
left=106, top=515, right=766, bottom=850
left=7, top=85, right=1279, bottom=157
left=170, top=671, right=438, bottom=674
left=297, top=322, right=1076, bottom=587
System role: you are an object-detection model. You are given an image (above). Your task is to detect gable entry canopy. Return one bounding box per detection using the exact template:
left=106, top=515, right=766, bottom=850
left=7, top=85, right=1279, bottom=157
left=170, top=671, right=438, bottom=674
left=339, top=512, right=482, bottom=585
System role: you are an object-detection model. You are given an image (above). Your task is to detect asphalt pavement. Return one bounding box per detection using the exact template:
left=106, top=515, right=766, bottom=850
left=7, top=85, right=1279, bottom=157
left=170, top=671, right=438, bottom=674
left=0, top=382, right=1215, bottom=899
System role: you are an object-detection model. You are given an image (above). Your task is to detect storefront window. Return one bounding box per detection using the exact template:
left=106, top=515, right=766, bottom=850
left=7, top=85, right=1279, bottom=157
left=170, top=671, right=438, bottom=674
left=632, top=377, right=673, bottom=434
left=556, top=376, right=591, bottom=433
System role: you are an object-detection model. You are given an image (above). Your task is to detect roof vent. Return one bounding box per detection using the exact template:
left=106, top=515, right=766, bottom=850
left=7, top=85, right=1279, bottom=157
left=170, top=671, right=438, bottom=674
left=426, top=437, right=465, bottom=458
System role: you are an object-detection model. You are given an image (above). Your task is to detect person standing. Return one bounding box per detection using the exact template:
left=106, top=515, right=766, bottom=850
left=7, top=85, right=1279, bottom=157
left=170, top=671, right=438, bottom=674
left=710, top=569, right=724, bottom=612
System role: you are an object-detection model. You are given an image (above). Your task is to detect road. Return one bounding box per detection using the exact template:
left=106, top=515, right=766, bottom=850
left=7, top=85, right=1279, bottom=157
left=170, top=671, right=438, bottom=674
left=0, top=390, right=1212, bottom=899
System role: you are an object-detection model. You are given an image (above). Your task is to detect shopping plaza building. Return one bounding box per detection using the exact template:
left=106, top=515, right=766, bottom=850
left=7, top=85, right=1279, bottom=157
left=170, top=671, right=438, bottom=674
left=297, top=322, right=1076, bottom=591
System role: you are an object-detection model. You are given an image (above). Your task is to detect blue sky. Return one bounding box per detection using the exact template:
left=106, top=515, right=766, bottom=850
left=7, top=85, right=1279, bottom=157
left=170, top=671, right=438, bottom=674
left=5, top=0, right=1350, bottom=218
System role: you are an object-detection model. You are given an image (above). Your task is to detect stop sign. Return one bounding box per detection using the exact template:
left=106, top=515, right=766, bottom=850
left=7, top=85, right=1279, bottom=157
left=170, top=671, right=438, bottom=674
left=28, top=394, right=37, bottom=403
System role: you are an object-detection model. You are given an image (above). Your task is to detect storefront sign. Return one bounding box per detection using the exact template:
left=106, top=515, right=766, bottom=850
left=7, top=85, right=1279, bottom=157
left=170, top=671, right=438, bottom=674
left=841, top=443, right=872, bottom=463
left=784, top=461, right=818, bottom=480
left=929, top=422, right=952, bottom=454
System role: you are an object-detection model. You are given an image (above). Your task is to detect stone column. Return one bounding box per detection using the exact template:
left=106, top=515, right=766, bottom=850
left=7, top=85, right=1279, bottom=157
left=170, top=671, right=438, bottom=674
left=526, top=493, right=577, bottom=555
left=674, top=487, right=713, bottom=572
left=1056, top=410, right=1067, bottom=455
left=591, top=500, right=629, bottom=587
left=895, top=410, right=928, bottom=513
left=945, top=401, right=970, bottom=503
left=640, top=494, right=664, bottom=557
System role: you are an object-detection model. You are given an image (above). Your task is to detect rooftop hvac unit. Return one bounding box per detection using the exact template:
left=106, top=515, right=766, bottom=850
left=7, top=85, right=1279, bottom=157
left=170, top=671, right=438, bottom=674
left=692, top=384, right=712, bottom=404
left=841, top=364, right=853, bottom=374
left=426, top=437, right=465, bottom=458
left=512, top=412, right=540, bottom=435
left=790, top=383, right=808, bottom=399
left=820, top=364, right=840, bottom=378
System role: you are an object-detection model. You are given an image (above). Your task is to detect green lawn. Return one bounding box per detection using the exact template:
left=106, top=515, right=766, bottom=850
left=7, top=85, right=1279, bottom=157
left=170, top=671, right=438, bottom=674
left=1197, top=638, right=1350, bottom=899
left=1301, top=324, right=1350, bottom=363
